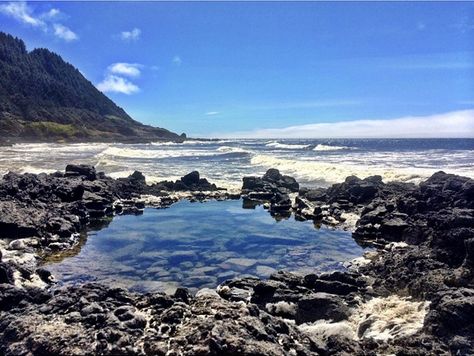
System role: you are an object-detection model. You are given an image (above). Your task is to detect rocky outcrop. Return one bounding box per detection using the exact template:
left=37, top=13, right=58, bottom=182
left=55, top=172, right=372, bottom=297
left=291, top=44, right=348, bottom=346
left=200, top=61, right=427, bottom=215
left=241, top=169, right=299, bottom=217
left=0, top=168, right=473, bottom=355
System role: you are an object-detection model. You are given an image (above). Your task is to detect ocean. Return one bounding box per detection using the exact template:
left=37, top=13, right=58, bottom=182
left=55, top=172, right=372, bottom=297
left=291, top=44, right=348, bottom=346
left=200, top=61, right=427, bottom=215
left=1, top=138, right=473, bottom=189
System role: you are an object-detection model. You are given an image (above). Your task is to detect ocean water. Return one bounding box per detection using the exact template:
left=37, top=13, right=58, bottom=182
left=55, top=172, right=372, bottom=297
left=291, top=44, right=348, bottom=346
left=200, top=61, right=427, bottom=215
left=1, top=138, right=473, bottom=190
left=44, top=199, right=364, bottom=293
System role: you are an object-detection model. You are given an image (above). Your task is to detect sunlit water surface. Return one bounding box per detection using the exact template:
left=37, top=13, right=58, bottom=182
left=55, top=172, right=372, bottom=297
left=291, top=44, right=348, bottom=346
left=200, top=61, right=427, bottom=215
left=45, top=200, right=365, bottom=293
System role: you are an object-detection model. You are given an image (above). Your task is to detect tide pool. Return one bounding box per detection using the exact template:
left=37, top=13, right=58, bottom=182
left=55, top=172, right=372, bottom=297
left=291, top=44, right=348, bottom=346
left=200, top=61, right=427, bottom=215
left=45, top=199, right=365, bottom=293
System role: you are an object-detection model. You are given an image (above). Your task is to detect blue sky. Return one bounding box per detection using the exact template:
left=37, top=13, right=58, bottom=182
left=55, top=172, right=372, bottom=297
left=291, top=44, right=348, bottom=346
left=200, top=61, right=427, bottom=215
left=0, top=1, right=473, bottom=137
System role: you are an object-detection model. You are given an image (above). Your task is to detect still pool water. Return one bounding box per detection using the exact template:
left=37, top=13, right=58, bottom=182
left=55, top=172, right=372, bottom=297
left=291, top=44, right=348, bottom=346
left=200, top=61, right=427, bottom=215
left=44, top=199, right=365, bottom=293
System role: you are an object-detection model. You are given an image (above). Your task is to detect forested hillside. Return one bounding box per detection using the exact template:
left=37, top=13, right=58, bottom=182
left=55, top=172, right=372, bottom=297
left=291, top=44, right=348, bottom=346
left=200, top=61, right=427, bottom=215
left=0, top=32, right=183, bottom=143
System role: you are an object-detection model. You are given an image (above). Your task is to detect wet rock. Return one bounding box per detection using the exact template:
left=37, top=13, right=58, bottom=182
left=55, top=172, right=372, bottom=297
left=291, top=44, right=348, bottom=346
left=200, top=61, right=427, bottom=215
left=36, top=268, right=53, bottom=283
left=295, top=292, right=350, bottom=324
left=8, top=239, right=26, bottom=250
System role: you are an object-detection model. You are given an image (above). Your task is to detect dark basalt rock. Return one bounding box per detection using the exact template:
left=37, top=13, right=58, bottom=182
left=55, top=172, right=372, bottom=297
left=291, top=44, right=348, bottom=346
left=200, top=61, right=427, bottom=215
left=242, top=169, right=299, bottom=195
left=0, top=168, right=473, bottom=355
left=295, top=292, right=350, bottom=324
left=181, top=171, right=200, bottom=186
left=427, top=288, right=474, bottom=345
left=65, top=164, right=97, bottom=180
left=326, top=175, right=383, bottom=204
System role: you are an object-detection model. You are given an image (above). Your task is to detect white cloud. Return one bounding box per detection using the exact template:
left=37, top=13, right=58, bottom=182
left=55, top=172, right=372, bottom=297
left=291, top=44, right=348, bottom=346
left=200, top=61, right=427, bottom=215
left=172, top=55, right=182, bottom=66
left=205, top=111, right=220, bottom=116
left=219, top=110, right=474, bottom=139
left=108, top=63, right=142, bottom=77
left=120, top=28, right=141, bottom=41
left=97, top=62, right=143, bottom=94
left=53, top=23, right=78, bottom=42
left=0, top=2, right=78, bottom=42
left=0, top=1, right=45, bottom=28
left=41, top=8, right=60, bottom=20
left=97, top=75, right=139, bottom=95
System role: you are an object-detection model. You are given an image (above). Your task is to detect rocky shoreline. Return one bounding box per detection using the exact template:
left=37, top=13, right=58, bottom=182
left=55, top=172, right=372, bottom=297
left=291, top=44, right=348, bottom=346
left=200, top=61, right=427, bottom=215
left=0, top=166, right=473, bottom=355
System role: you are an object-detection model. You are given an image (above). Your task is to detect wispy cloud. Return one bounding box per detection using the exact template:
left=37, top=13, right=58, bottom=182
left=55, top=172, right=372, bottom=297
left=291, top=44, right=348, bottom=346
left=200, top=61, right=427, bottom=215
left=172, top=55, right=182, bottom=66
left=205, top=111, right=220, bottom=116
left=41, top=8, right=61, bottom=20
left=120, top=28, right=141, bottom=41
left=219, top=110, right=474, bottom=139
left=108, top=63, right=142, bottom=77
left=53, top=23, right=78, bottom=42
left=97, top=75, right=139, bottom=95
left=0, top=1, right=78, bottom=42
left=0, top=1, right=45, bottom=28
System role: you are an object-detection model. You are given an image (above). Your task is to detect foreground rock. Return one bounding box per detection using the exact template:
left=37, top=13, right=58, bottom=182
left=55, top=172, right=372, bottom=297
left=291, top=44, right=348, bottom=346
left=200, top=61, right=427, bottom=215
left=0, top=168, right=473, bottom=355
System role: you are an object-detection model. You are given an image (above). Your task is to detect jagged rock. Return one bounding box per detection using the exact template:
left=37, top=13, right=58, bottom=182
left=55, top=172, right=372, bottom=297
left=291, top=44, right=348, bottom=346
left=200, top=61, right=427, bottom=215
left=0, top=168, right=473, bottom=355
left=181, top=171, right=200, bottom=186
left=427, top=288, right=474, bottom=338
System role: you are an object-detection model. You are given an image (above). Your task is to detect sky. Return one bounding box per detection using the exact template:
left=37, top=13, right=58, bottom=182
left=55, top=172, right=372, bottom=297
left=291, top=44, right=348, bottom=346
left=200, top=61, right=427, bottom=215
left=0, top=1, right=473, bottom=138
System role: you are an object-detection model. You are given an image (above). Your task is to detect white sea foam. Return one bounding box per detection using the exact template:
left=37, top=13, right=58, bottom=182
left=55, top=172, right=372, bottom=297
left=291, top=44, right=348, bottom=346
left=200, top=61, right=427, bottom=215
left=100, top=146, right=219, bottom=159
left=299, top=295, right=429, bottom=343
left=10, top=142, right=108, bottom=153
left=265, top=141, right=311, bottom=150
left=250, top=153, right=473, bottom=185
left=216, top=146, right=249, bottom=154
left=150, top=140, right=208, bottom=146
left=313, top=144, right=350, bottom=151
left=18, top=166, right=59, bottom=175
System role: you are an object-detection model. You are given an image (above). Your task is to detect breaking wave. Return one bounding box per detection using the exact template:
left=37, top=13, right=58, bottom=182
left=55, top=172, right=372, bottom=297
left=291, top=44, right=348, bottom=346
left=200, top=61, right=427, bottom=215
left=216, top=146, right=249, bottom=154
left=250, top=153, right=458, bottom=185
left=266, top=141, right=311, bottom=150
left=313, top=144, right=351, bottom=151
left=299, top=295, right=429, bottom=343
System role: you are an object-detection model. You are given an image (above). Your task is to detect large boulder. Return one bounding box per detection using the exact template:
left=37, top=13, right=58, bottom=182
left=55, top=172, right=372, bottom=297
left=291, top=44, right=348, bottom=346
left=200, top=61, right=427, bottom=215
left=181, top=171, right=200, bottom=187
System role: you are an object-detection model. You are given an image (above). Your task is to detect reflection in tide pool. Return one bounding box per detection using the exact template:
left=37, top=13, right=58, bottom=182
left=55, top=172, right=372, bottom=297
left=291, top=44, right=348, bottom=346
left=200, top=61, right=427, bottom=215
left=45, top=199, right=365, bottom=293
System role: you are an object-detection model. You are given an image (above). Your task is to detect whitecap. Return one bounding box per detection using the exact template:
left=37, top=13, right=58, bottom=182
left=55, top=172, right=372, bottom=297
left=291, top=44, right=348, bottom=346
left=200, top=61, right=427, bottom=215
left=313, top=144, right=351, bottom=151
left=216, top=146, right=249, bottom=154
left=265, top=141, right=311, bottom=150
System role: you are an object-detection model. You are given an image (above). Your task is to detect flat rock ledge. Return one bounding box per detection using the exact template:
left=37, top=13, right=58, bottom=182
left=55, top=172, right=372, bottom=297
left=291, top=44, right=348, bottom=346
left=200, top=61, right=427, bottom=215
left=0, top=166, right=473, bottom=355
